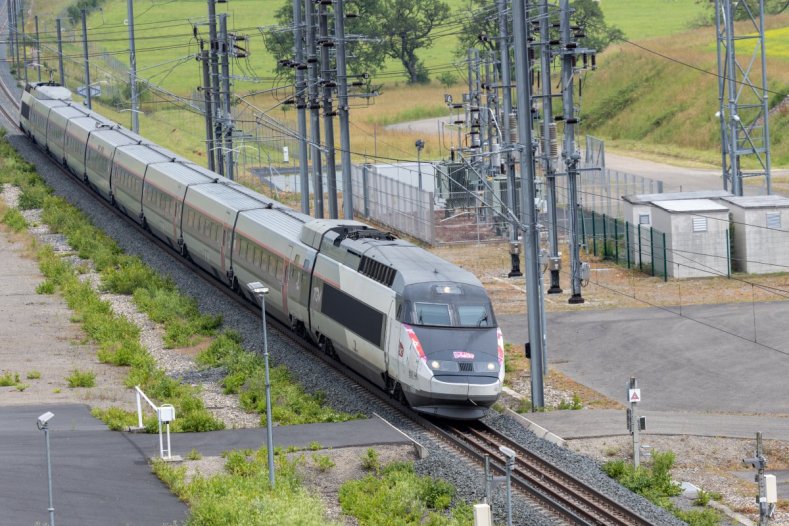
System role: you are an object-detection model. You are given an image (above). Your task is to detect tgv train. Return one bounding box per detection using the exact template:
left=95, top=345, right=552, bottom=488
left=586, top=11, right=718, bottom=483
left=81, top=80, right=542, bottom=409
left=20, top=81, right=504, bottom=419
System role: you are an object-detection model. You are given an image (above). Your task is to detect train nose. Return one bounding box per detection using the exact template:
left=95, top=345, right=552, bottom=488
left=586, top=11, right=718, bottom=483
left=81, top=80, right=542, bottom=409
left=430, top=375, right=501, bottom=403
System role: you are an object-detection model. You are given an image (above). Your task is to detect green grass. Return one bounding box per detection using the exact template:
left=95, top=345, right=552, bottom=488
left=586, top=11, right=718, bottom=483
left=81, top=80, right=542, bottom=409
left=339, top=461, right=473, bottom=526
left=599, top=0, right=707, bottom=40
left=66, top=369, right=97, bottom=388
left=26, top=370, right=41, bottom=380
left=2, top=208, right=28, bottom=232
left=153, top=448, right=341, bottom=526
left=197, top=332, right=362, bottom=426
left=0, top=372, right=20, bottom=387
left=603, top=451, right=723, bottom=526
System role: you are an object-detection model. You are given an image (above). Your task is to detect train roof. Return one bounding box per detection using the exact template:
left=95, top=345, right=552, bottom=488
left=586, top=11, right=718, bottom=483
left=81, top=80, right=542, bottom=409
left=115, top=144, right=175, bottom=164
left=362, top=242, right=483, bottom=290
left=239, top=207, right=306, bottom=241
left=29, top=82, right=72, bottom=101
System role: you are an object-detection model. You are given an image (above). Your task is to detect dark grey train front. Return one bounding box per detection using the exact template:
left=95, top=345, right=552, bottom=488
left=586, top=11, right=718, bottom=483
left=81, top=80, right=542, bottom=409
left=397, top=282, right=504, bottom=419
left=19, top=82, right=504, bottom=420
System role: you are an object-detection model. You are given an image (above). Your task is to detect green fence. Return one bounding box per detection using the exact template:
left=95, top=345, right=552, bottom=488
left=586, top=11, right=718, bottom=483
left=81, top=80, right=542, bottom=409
left=578, top=210, right=668, bottom=281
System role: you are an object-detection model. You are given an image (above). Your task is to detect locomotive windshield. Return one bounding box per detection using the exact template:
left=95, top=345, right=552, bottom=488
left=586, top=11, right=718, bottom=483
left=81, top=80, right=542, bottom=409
left=403, top=283, right=495, bottom=328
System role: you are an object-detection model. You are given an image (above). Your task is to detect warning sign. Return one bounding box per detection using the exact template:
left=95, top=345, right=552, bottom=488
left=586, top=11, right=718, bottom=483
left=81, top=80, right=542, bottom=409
left=628, top=389, right=641, bottom=403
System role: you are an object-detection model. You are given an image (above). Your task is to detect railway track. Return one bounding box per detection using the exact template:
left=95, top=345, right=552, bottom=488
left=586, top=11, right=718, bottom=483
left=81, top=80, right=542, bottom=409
left=435, top=421, right=654, bottom=526
left=0, top=73, right=658, bottom=526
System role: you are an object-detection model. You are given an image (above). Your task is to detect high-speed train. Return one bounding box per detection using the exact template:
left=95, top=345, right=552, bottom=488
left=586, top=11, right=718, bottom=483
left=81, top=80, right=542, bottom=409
left=20, top=81, right=504, bottom=419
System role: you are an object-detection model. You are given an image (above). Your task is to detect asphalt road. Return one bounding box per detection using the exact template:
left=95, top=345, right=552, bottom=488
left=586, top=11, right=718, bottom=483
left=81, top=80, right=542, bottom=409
left=500, top=299, right=789, bottom=415
left=0, top=404, right=411, bottom=526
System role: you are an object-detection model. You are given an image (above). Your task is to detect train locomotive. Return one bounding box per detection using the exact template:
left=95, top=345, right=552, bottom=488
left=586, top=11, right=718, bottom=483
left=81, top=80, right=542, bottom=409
left=20, top=81, right=504, bottom=419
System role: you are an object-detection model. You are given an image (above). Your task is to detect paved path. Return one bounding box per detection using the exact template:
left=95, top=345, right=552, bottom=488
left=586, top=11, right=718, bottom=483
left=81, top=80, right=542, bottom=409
left=0, top=403, right=410, bottom=526
left=499, top=301, right=789, bottom=438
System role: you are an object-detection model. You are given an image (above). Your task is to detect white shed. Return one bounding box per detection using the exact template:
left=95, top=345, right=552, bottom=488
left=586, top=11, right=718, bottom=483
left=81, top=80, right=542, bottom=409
left=651, top=199, right=730, bottom=279
left=622, top=190, right=732, bottom=229
left=720, top=195, right=789, bottom=274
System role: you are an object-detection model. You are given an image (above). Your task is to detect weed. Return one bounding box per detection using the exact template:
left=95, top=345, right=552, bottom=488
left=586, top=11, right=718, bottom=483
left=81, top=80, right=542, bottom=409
left=66, top=369, right=96, bottom=388
left=91, top=407, right=139, bottom=431
left=52, top=388, right=61, bottom=394
left=361, top=448, right=380, bottom=473
left=186, top=448, right=202, bottom=461
left=516, top=398, right=532, bottom=413
left=2, top=208, right=27, bottom=232
left=557, top=393, right=583, bottom=410
left=36, top=281, right=56, bottom=294
left=312, top=453, right=335, bottom=472
left=339, top=460, right=470, bottom=525
left=15, top=383, right=28, bottom=391
left=694, top=489, right=711, bottom=506
left=26, top=370, right=41, bottom=380
left=0, top=372, right=20, bottom=386
left=309, top=441, right=322, bottom=451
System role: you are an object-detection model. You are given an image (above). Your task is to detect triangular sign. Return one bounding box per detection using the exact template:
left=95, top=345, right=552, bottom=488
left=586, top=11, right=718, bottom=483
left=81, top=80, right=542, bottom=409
left=630, top=391, right=640, bottom=402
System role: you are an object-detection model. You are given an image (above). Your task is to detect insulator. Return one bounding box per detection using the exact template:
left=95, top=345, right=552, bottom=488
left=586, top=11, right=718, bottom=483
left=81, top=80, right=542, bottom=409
left=509, top=112, right=518, bottom=143
left=548, top=122, right=559, bottom=159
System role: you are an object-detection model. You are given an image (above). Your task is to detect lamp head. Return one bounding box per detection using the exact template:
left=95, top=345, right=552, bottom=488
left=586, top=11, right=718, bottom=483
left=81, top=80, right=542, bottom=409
left=37, top=411, right=54, bottom=429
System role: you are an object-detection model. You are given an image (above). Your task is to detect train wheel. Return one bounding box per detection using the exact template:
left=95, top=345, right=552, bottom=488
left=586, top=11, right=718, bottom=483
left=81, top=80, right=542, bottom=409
left=394, top=383, right=409, bottom=406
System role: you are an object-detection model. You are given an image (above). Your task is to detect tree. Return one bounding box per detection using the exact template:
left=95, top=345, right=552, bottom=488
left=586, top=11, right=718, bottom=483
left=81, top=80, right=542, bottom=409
left=263, top=1, right=386, bottom=84
left=372, top=0, right=451, bottom=84
left=456, top=0, right=624, bottom=58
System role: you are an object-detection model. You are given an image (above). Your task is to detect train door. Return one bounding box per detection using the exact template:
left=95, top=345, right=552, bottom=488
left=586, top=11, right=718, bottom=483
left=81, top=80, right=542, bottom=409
left=384, top=298, right=398, bottom=379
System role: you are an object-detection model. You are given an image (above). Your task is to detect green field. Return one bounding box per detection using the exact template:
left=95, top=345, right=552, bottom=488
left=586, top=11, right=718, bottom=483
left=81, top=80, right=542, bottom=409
left=599, top=0, right=706, bottom=40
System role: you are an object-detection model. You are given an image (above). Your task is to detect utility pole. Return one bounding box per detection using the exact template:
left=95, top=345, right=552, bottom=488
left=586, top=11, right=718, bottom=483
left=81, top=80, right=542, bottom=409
left=743, top=432, right=776, bottom=526
left=81, top=9, right=90, bottom=108
left=539, top=0, right=562, bottom=294
left=292, top=0, right=310, bottom=215
left=560, top=0, right=584, bottom=304
left=127, top=0, right=139, bottom=133
left=335, top=0, right=353, bottom=219
left=319, top=1, right=338, bottom=219
left=12, top=0, right=20, bottom=78
left=56, top=18, right=64, bottom=86
left=219, top=14, right=234, bottom=180
left=498, top=0, right=521, bottom=278
left=200, top=46, right=216, bottom=172
left=20, top=0, right=27, bottom=84
left=6, top=0, right=14, bottom=72
left=305, top=0, right=323, bottom=217
left=33, top=14, right=39, bottom=81
left=512, top=0, right=545, bottom=410
left=207, top=0, right=223, bottom=175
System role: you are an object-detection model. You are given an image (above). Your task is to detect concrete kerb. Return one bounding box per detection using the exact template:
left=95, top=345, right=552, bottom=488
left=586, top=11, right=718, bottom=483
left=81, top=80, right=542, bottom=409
left=504, top=408, right=568, bottom=448
left=373, top=413, right=428, bottom=459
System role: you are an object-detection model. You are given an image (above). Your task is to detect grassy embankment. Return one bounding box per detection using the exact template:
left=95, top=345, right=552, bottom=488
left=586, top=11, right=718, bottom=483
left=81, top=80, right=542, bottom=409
left=0, top=130, right=359, bottom=431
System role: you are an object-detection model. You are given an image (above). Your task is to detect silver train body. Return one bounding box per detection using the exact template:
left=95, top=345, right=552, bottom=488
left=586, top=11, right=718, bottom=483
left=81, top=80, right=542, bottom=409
left=20, top=82, right=504, bottom=419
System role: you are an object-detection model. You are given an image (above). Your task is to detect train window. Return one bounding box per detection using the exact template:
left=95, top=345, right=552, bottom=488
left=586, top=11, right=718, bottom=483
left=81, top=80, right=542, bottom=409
left=457, top=305, right=490, bottom=327
left=414, top=302, right=451, bottom=326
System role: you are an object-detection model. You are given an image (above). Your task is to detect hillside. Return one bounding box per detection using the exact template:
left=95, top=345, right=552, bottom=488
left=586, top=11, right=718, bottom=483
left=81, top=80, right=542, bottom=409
left=580, top=13, right=789, bottom=167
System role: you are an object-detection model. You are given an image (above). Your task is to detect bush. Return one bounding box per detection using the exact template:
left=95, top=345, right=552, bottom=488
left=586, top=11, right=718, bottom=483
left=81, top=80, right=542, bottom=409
left=2, top=208, right=27, bottom=232
left=67, top=369, right=96, bottom=388
left=0, top=372, right=20, bottom=386
left=339, top=461, right=469, bottom=525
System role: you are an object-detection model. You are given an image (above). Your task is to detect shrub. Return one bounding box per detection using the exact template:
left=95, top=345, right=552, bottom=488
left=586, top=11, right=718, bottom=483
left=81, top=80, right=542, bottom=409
left=26, top=370, right=41, bottom=380
left=339, top=461, right=469, bottom=525
left=0, top=371, right=20, bottom=386
left=2, top=208, right=27, bottom=232
left=186, top=448, right=203, bottom=461
left=361, top=448, right=380, bottom=473
left=67, top=369, right=96, bottom=388
left=312, top=454, right=335, bottom=472
left=91, top=407, right=140, bottom=431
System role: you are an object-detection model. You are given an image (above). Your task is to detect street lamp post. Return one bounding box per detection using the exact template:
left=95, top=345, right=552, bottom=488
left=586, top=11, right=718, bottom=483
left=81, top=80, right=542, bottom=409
left=37, top=411, right=55, bottom=526
left=246, top=282, right=275, bottom=489
left=415, top=139, right=425, bottom=191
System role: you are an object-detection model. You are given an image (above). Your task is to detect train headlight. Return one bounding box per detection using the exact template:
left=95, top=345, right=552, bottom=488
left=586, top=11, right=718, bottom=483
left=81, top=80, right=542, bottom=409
left=486, top=362, right=497, bottom=371
left=430, top=360, right=441, bottom=370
